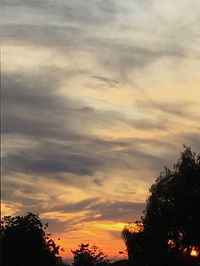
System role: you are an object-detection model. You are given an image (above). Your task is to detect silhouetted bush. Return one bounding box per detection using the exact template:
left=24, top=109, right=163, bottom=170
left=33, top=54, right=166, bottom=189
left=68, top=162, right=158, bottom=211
left=71, top=243, right=110, bottom=266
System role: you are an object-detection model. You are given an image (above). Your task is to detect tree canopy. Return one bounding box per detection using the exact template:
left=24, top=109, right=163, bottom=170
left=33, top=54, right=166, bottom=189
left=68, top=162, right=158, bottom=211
left=122, top=146, right=200, bottom=266
left=71, top=243, right=109, bottom=266
left=0, top=212, right=60, bottom=266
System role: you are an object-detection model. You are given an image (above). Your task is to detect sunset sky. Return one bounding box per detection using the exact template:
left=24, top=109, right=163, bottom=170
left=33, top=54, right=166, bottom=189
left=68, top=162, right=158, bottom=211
left=2, top=0, right=200, bottom=261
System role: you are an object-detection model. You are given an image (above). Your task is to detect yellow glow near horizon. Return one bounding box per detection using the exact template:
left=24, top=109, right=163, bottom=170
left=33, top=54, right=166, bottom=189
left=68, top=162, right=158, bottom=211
left=51, top=222, right=127, bottom=260
left=95, top=222, right=125, bottom=232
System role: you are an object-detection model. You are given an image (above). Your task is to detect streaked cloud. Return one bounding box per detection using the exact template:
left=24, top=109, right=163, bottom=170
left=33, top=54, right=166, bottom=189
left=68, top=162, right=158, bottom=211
left=2, top=0, right=200, bottom=260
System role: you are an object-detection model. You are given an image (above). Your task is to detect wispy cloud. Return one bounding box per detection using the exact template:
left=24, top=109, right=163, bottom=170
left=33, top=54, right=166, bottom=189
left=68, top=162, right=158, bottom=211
left=2, top=0, right=200, bottom=258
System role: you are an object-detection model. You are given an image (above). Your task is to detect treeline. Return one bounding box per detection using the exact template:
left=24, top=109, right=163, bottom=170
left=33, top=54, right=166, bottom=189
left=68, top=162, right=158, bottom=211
left=1, top=147, right=200, bottom=266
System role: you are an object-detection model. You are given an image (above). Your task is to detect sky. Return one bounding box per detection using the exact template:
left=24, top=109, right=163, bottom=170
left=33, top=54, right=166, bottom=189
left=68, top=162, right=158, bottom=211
left=1, top=0, right=200, bottom=261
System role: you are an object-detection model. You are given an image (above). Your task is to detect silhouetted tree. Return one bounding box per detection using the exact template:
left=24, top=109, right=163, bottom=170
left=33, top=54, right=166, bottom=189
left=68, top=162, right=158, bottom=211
left=0, top=212, right=60, bottom=266
left=122, top=146, right=200, bottom=266
left=71, top=243, right=109, bottom=266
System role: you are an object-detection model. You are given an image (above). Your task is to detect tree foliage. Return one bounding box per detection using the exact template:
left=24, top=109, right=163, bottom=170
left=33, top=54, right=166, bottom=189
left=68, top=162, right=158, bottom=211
left=122, top=146, right=200, bottom=266
left=0, top=212, right=60, bottom=266
left=71, top=243, right=109, bottom=266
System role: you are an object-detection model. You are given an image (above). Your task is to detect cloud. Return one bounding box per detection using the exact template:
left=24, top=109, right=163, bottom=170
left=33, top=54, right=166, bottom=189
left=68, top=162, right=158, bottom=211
left=3, top=149, right=104, bottom=176
left=44, top=198, right=146, bottom=232
left=2, top=23, right=185, bottom=77
left=2, top=0, right=200, bottom=252
left=179, top=132, right=200, bottom=151
left=3, top=69, right=199, bottom=191
left=2, top=70, right=171, bottom=140
left=2, top=132, right=168, bottom=178
left=136, top=98, right=193, bottom=117
left=84, top=200, right=145, bottom=222
left=2, top=0, right=116, bottom=25
left=3, top=0, right=196, bottom=84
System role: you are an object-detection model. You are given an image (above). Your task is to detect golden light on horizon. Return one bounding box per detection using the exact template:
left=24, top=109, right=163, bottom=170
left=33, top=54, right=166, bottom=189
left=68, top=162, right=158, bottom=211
left=95, top=222, right=125, bottom=232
